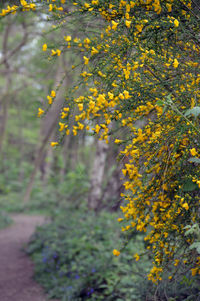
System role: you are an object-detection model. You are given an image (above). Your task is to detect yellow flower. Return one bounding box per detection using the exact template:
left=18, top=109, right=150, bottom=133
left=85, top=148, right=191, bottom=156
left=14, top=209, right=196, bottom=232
left=84, top=38, right=91, bottom=44
left=59, top=122, right=65, bottom=132
left=84, top=3, right=90, bottom=8
left=113, top=249, right=120, bottom=256
left=51, top=49, right=57, bottom=56
left=78, top=103, right=83, bottom=111
left=182, top=203, right=189, bottom=210
left=83, top=56, right=89, bottom=65
left=196, top=180, right=200, bottom=188
left=173, top=58, right=179, bottom=68
left=47, top=95, right=52, bottom=104
left=51, top=90, right=56, bottom=98
left=191, top=267, right=198, bottom=276
left=136, top=24, right=143, bottom=32
left=123, top=90, right=130, bottom=99
left=66, top=129, right=70, bottom=135
left=174, top=259, right=179, bottom=266
left=174, top=19, right=179, bottom=27
left=37, top=108, right=44, bottom=117
left=125, top=20, right=131, bottom=28
left=64, top=35, right=71, bottom=42
left=166, top=3, right=172, bottom=12
left=42, top=43, right=47, bottom=51
left=95, top=124, right=101, bottom=134
left=51, top=142, right=58, bottom=147
left=190, top=148, right=198, bottom=156
left=49, top=4, right=53, bottom=12
left=134, top=254, right=140, bottom=261
left=20, top=0, right=27, bottom=6
left=91, top=47, right=99, bottom=56
left=56, top=49, right=61, bottom=56
left=115, top=139, right=122, bottom=144
left=112, top=20, right=118, bottom=30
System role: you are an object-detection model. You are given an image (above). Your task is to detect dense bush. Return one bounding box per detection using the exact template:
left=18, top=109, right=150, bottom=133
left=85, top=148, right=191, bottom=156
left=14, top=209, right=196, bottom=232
left=27, top=206, right=200, bottom=300
left=27, top=207, right=150, bottom=301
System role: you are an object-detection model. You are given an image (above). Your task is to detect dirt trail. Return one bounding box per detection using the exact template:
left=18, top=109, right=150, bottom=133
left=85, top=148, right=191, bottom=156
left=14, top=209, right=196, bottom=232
left=0, top=214, right=57, bottom=301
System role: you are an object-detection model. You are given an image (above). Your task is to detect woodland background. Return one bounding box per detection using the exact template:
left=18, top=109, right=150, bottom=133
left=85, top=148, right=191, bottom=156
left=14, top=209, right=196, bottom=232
left=0, top=1, right=200, bottom=300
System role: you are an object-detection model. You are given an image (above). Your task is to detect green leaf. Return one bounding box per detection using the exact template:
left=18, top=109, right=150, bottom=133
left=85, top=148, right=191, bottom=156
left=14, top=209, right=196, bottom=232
left=184, top=224, right=199, bottom=236
left=156, top=100, right=164, bottom=106
left=184, top=106, right=200, bottom=118
left=188, top=157, right=200, bottom=164
left=182, top=180, right=197, bottom=192
left=189, top=242, right=200, bottom=254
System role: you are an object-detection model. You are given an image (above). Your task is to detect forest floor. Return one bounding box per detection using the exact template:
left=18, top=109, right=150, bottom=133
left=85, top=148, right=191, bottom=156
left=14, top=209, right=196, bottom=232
left=0, top=214, right=57, bottom=301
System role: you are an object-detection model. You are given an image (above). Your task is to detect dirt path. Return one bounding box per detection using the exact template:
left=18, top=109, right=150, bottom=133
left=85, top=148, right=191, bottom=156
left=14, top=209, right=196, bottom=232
left=0, top=214, right=57, bottom=301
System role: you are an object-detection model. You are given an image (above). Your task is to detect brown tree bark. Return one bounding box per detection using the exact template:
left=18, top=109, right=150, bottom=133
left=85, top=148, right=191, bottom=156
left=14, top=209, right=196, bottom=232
left=88, top=138, right=109, bottom=210
left=0, top=21, right=12, bottom=158
left=23, top=58, right=66, bottom=202
left=60, top=134, right=71, bottom=179
left=0, top=20, right=28, bottom=159
left=101, top=163, right=124, bottom=211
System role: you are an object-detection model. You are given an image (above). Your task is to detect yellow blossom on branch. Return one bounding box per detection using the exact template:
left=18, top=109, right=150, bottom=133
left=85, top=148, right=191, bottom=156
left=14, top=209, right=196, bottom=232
left=42, top=44, right=47, bottom=51
left=113, top=249, right=120, bottom=256
left=190, top=148, right=198, bottom=156
left=37, top=108, right=44, bottom=117
left=50, top=142, right=58, bottom=147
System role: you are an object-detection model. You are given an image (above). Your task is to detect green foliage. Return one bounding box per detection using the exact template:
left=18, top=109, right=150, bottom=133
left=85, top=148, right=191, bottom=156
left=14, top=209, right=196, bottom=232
left=0, top=211, right=12, bottom=229
left=184, top=224, right=200, bottom=255
left=27, top=208, right=150, bottom=301
left=188, top=157, right=200, bottom=164
left=137, top=274, right=200, bottom=301
left=184, top=107, right=200, bottom=118
left=58, top=164, right=90, bottom=202
left=0, top=161, right=90, bottom=214
left=27, top=206, right=200, bottom=301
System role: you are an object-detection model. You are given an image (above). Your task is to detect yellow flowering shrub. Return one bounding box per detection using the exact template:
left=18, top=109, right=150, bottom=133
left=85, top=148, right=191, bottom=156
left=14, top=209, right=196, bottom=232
left=1, top=0, right=200, bottom=283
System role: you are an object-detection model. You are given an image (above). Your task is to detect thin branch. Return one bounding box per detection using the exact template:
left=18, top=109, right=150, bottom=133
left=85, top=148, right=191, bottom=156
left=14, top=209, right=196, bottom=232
left=0, top=21, right=28, bottom=66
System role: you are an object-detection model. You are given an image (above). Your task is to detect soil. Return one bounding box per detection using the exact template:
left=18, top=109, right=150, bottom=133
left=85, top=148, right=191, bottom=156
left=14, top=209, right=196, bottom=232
left=0, top=214, right=58, bottom=301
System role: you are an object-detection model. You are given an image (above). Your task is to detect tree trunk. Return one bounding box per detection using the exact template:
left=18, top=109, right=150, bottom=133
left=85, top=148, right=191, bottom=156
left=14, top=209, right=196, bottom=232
left=23, top=57, right=66, bottom=202
left=0, top=21, right=12, bottom=158
left=60, top=133, right=71, bottom=179
left=88, top=139, right=109, bottom=210
left=101, top=164, right=124, bottom=211
left=23, top=117, right=59, bottom=203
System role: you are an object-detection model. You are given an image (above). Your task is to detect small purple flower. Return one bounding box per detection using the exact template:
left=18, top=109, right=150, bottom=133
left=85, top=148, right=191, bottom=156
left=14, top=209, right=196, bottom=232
left=87, top=288, right=94, bottom=296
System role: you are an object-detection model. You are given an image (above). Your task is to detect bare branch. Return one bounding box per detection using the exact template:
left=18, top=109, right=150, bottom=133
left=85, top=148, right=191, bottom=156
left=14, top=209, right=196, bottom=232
left=0, top=20, right=28, bottom=66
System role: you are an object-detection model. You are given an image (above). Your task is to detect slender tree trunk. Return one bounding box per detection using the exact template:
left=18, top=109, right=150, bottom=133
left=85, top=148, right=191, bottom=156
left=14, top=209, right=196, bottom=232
left=101, top=164, right=124, bottom=211
left=60, top=134, right=71, bottom=179
left=40, top=130, right=55, bottom=183
left=69, top=136, right=79, bottom=170
left=23, top=58, right=66, bottom=202
left=23, top=117, right=59, bottom=203
left=0, top=87, right=10, bottom=157
left=0, top=19, right=28, bottom=160
left=0, top=21, right=12, bottom=158
left=88, top=139, right=109, bottom=210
